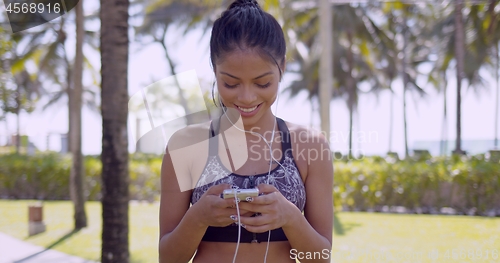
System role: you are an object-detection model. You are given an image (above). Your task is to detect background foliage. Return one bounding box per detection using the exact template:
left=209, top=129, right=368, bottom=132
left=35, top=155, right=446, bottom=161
left=1, top=153, right=498, bottom=215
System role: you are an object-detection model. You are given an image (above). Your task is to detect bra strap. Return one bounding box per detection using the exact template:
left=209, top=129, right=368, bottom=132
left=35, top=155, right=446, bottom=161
left=208, top=118, right=219, bottom=156
left=276, top=118, right=292, bottom=152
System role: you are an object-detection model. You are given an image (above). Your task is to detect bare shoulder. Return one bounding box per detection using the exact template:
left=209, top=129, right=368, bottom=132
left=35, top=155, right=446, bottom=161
left=163, top=121, right=212, bottom=192
left=167, top=121, right=211, bottom=152
left=282, top=121, right=331, bottom=182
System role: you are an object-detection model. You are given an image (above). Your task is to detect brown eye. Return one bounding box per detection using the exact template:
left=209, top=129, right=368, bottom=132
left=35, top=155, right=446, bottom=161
left=257, top=82, right=271, bottom=88
left=224, top=83, right=238, bottom=88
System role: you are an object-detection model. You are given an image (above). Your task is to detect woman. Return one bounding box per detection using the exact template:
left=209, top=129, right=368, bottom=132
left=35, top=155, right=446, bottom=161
left=159, top=0, right=333, bottom=262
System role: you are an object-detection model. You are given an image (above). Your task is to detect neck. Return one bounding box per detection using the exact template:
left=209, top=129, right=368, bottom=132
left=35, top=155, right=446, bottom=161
left=220, top=109, right=277, bottom=140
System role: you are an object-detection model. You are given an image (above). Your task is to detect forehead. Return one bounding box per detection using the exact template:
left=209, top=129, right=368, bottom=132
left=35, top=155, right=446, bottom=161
left=215, top=48, right=278, bottom=76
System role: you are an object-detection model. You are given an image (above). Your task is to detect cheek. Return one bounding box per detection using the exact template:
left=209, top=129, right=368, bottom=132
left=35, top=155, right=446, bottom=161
left=264, top=85, right=279, bottom=102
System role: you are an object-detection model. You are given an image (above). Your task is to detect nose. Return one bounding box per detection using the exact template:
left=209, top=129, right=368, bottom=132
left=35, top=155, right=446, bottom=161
left=237, top=85, right=257, bottom=105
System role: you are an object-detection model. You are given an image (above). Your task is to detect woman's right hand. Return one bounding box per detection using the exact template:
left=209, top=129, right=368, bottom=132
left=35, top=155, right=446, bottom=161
left=194, top=183, right=251, bottom=227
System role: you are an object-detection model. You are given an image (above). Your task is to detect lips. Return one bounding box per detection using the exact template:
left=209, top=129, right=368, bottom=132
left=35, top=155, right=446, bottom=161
left=235, top=103, right=262, bottom=117
left=237, top=105, right=258, bottom=112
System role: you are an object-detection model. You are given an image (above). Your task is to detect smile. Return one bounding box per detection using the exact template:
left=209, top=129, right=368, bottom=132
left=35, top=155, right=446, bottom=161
left=237, top=104, right=259, bottom=112
left=235, top=103, right=262, bottom=116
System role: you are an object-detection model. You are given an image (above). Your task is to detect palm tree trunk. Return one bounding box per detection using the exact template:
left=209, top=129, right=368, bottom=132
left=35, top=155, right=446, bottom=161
left=454, top=0, right=465, bottom=155
left=494, top=43, right=499, bottom=148
left=67, top=69, right=73, bottom=154
left=440, top=72, right=448, bottom=155
left=70, top=0, right=87, bottom=230
left=15, top=87, right=20, bottom=154
left=388, top=80, right=394, bottom=153
left=402, top=16, right=410, bottom=159
left=319, top=0, right=333, bottom=143
left=100, top=0, right=130, bottom=262
left=158, top=27, right=193, bottom=125
left=346, top=30, right=355, bottom=159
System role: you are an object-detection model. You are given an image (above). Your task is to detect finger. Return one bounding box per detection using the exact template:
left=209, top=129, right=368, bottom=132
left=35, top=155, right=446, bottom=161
left=227, top=208, right=251, bottom=215
left=239, top=216, right=274, bottom=233
left=251, top=192, right=279, bottom=205
left=205, top=183, right=232, bottom=195
left=215, top=196, right=237, bottom=208
left=257, top=184, right=278, bottom=195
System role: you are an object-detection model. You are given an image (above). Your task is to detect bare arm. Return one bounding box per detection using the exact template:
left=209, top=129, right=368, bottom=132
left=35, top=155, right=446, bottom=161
left=159, top=147, right=244, bottom=263
left=282, top=134, right=333, bottom=263
left=158, top=149, right=206, bottom=263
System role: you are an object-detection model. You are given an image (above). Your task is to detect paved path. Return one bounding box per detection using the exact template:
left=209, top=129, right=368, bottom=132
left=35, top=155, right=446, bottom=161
left=0, top=232, right=98, bottom=263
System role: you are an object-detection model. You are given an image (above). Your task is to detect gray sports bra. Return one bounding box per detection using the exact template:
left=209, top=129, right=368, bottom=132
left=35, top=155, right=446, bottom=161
left=191, top=117, right=306, bottom=243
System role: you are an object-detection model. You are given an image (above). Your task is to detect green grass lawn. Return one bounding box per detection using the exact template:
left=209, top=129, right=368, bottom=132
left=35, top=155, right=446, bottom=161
left=1, top=200, right=499, bottom=263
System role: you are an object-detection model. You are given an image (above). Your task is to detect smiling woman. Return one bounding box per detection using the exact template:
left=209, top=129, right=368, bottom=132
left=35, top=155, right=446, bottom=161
left=158, top=1, right=333, bottom=263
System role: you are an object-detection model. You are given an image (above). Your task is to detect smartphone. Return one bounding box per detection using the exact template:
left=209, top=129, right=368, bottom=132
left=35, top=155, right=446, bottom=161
left=221, top=188, right=259, bottom=201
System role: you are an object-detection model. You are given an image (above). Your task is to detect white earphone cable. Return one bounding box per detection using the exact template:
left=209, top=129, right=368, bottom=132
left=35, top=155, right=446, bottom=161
left=219, top=85, right=285, bottom=263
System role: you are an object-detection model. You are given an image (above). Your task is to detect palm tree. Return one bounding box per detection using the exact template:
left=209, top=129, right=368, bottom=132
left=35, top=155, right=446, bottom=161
left=69, top=0, right=87, bottom=230
left=286, top=3, right=392, bottom=159
left=454, top=0, right=466, bottom=155
left=100, top=0, right=130, bottom=262
left=378, top=2, right=433, bottom=158
left=135, top=1, right=219, bottom=126
left=494, top=40, right=499, bottom=149
left=319, top=0, right=333, bottom=143
left=10, top=12, right=97, bottom=228
left=0, top=27, right=12, bottom=131
left=2, top=31, right=42, bottom=153
left=484, top=0, right=500, bottom=149
left=428, top=1, right=497, bottom=155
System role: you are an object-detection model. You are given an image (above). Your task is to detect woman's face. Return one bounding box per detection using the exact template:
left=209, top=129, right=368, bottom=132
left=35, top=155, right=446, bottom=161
left=215, top=48, right=282, bottom=128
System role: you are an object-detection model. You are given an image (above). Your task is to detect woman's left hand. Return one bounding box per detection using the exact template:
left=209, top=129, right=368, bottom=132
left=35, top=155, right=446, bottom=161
left=236, top=184, right=300, bottom=233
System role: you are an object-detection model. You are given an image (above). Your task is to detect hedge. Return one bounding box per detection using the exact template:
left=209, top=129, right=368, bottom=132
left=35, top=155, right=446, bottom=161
left=0, top=153, right=162, bottom=201
left=333, top=155, right=500, bottom=215
left=1, top=153, right=499, bottom=215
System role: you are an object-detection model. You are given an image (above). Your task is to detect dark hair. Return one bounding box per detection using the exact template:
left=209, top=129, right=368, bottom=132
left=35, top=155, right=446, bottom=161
left=210, top=0, right=286, bottom=76
left=210, top=0, right=286, bottom=107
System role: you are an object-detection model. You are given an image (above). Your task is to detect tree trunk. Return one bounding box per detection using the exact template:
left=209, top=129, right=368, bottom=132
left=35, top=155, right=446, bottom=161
left=402, top=16, right=410, bottom=159
left=388, top=81, right=394, bottom=153
left=494, top=43, right=499, bottom=149
left=453, top=0, right=465, bottom=155
left=159, top=33, right=193, bottom=125
left=440, top=72, right=448, bottom=155
left=100, top=0, right=130, bottom=262
left=67, top=65, right=73, bottom=154
left=70, top=0, right=87, bottom=230
left=15, top=86, right=20, bottom=154
left=346, top=30, right=355, bottom=159
left=319, top=0, right=333, bottom=143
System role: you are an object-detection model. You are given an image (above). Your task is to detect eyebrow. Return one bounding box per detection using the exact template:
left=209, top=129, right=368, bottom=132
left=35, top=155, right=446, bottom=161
left=220, top=71, right=274, bottom=80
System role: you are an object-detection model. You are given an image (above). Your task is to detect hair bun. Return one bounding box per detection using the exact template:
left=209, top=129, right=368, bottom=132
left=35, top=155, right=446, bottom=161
left=228, top=0, right=260, bottom=10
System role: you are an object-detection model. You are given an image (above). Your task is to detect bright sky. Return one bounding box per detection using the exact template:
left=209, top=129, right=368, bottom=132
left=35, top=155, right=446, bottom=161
left=0, top=1, right=499, bottom=158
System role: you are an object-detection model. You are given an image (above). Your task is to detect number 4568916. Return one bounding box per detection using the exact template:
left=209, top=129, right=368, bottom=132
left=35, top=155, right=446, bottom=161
left=5, top=2, right=61, bottom=14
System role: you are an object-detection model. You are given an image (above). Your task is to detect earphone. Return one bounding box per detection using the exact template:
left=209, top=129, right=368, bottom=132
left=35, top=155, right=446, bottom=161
left=217, top=86, right=289, bottom=263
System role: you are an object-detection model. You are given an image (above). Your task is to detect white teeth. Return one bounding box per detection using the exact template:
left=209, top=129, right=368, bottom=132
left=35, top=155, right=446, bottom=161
left=237, top=105, right=258, bottom=113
